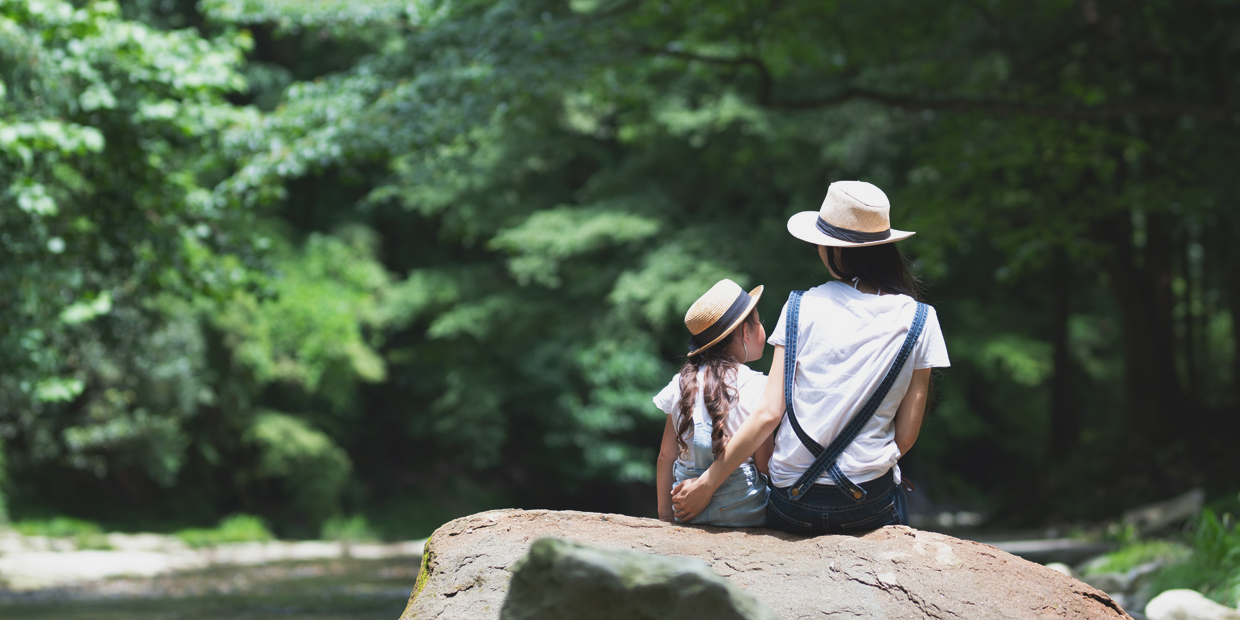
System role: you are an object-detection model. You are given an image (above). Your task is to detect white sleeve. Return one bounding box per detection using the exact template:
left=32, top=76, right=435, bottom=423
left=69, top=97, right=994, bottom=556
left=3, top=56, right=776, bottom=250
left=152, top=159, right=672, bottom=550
left=914, top=305, right=951, bottom=369
left=652, top=373, right=681, bottom=416
left=767, top=299, right=790, bottom=347
left=735, top=370, right=768, bottom=419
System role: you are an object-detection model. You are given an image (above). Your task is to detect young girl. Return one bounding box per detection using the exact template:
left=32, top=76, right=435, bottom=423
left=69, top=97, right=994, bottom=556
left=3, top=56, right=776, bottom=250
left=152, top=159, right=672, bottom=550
left=672, top=181, right=950, bottom=535
left=654, top=279, right=771, bottom=527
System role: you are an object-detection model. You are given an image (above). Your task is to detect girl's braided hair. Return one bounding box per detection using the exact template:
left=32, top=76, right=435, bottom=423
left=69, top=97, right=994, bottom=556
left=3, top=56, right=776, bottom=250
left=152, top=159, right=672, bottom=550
left=675, top=309, right=759, bottom=461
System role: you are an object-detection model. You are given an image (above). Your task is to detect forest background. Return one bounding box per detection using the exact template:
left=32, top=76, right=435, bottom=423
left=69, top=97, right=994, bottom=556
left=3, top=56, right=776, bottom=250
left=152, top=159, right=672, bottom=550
left=2, top=0, right=1239, bottom=541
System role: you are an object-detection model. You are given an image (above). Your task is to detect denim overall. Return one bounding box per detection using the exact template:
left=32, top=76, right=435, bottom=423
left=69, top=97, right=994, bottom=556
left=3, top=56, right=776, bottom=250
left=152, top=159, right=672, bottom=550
left=765, top=290, right=926, bottom=536
left=673, top=420, right=768, bottom=527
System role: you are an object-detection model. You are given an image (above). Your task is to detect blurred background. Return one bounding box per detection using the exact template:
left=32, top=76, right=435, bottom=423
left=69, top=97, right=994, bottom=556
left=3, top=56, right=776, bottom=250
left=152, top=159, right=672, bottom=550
left=2, top=0, right=1240, bottom=614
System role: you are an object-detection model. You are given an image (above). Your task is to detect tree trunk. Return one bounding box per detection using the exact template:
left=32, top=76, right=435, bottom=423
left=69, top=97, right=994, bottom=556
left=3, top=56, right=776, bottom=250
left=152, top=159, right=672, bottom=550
left=1230, top=215, right=1240, bottom=406
left=1047, top=246, right=1078, bottom=460
left=1180, top=228, right=1200, bottom=400
left=1097, top=210, right=1184, bottom=445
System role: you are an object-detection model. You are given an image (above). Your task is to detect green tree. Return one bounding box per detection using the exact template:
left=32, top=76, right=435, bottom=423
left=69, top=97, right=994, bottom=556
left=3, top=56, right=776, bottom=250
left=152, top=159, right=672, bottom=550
left=0, top=0, right=257, bottom=507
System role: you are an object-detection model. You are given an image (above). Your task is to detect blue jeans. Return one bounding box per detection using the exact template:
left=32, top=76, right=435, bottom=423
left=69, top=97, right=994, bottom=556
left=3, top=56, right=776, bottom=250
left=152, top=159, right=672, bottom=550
left=673, top=422, right=768, bottom=527
left=765, top=468, right=907, bottom=536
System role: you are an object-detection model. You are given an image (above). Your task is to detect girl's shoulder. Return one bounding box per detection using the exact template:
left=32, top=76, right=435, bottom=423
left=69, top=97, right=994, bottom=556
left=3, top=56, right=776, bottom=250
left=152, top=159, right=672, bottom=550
left=652, top=371, right=683, bottom=415
left=734, top=364, right=767, bottom=391
left=734, top=364, right=768, bottom=410
left=735, top=363, right=766, bottom=381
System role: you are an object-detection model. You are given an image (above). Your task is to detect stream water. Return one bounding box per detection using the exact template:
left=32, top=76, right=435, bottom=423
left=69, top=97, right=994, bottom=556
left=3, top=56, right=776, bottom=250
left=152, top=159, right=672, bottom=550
left=1, top=556, right=419, bottom=620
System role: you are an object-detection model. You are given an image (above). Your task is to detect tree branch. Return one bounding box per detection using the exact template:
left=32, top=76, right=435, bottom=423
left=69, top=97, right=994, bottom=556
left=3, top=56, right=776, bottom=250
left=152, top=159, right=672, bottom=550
left=640, top=46, right=773, bottom=104
left=767, top=88, right=1237, bottom=123
left=642, top=46, right=1238, bottom=124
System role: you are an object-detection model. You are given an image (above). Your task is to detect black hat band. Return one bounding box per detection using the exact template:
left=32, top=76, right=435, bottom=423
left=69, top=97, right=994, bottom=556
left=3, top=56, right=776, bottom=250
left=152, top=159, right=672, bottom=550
left=816, top=217, right=891, bottom=244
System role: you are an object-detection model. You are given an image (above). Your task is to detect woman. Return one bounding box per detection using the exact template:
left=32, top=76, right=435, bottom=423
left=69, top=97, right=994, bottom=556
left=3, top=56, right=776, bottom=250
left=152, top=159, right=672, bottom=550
left=671, top=181, right=950, bottom=535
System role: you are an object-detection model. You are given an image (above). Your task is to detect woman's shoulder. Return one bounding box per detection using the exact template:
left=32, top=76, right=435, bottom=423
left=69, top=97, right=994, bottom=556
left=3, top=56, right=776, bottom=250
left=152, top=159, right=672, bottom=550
left=884, top=295, right=941, bottom=328
left=811, top=283, right=940, bottom=317
left=807, top=281, right=929, bottom=304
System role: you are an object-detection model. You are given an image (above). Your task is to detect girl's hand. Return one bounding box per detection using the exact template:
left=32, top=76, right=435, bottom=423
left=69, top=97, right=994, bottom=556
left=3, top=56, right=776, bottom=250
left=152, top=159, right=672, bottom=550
left=656, top=414, right=678, bottom=523
left=671, top=476, right=713, bottom=522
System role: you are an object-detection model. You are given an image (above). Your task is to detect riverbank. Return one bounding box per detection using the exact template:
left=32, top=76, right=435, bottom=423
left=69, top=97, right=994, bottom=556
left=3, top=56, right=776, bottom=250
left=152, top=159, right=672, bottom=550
left=2, top=556, right=419, bottom=620
left=0, top=529, right=424, bottom=591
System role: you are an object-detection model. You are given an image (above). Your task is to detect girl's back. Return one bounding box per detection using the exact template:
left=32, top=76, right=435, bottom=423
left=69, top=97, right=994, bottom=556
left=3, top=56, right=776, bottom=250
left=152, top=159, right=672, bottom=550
left=654, top=364, right=766, bottom=471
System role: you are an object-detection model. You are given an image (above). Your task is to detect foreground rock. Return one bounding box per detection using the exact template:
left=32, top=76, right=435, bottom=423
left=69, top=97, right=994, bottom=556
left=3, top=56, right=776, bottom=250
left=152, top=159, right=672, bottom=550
left=401, top=509, right=1129, bottom=619
left=500, top=538, right=778, bottom=620
left=1145, top=589, right=1240, bottom=620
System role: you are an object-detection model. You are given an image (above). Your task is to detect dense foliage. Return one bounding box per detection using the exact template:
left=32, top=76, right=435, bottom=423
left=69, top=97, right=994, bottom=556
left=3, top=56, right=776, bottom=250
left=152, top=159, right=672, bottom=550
left=0, top=0, right=257, bottom=521
left=2, top=0, right=1238, bottom=537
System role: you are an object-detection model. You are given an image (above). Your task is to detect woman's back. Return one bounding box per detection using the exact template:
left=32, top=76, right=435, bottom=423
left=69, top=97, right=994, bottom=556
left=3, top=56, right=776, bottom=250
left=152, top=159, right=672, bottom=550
left=767, top=281, right=949, bottom=488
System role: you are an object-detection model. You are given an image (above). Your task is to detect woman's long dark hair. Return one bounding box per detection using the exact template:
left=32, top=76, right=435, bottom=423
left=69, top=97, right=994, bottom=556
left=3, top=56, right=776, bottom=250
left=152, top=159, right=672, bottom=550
left=826, top=243, right=922, bottom=300
left=675, top=309, right=759, bottom=461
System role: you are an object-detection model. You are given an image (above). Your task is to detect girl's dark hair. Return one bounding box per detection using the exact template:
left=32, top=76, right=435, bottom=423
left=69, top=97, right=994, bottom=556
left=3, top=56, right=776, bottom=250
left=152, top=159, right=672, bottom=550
left=675, top=309, right=759, bottom=461
left=826, top=243, right=922, bottom=300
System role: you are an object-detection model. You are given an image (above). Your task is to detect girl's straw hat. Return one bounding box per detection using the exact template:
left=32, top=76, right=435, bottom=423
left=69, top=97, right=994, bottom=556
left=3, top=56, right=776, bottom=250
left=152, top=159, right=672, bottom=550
left=685, top=279, right=763, bottom=355
left=786, top=180, right=915, bottom=247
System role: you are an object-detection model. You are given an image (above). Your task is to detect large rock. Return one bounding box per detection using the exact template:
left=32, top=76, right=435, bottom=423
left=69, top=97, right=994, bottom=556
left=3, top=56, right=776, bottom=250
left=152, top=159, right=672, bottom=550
left=500, top=537, right=779, bottom=620
left=400, top=509, right=1130, bottom=619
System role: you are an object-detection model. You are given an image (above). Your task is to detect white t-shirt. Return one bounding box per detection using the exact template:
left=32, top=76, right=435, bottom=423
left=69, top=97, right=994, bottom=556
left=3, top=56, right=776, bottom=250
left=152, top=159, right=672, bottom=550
left=653, top=365, right=768, bottom=469
left=766, top=281, right=950, bottom=488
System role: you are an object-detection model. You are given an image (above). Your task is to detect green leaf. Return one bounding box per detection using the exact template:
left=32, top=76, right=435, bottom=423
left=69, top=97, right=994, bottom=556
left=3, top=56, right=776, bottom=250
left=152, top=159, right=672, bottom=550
left=59, top=291, right=113, bottom=325
left=33, top=378, right=84, bottom=402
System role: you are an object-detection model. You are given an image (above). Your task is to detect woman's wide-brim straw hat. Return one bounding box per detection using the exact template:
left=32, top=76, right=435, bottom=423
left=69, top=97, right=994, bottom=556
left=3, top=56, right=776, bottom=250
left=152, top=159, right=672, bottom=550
left=787, top=180, right=915, bottom=247
left=685, top=279, right=763, bottom=356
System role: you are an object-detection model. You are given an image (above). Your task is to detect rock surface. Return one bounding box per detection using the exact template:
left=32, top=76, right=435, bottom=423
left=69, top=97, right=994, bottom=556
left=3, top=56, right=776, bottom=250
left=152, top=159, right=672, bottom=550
left=400, top=509, right=1130, bottom=619
left=500, top=537, right=778, bottom=620
left=1145, top=589, right=1240, bottom=620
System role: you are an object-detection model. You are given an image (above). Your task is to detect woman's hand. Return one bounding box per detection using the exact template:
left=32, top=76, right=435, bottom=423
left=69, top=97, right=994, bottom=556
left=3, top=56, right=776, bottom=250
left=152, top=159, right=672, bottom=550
left=671, top=477, right=714, bottom=522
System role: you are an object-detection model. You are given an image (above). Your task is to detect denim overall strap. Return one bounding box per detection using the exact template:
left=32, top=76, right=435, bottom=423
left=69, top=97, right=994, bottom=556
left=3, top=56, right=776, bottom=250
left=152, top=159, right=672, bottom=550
left=692, top=421, right=714, bottom=469
left=782, top=292, right=859, bottom=497
left=780, top=291, right=831, bottom=493
left=782, top=290, right=929, bottom=501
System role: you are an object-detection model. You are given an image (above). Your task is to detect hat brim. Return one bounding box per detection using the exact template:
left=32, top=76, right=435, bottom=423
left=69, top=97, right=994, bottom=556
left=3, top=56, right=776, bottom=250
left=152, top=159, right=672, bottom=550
left=688, top=285, right=764, bottom=356
left=786, top=211, right=915, bottom=248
